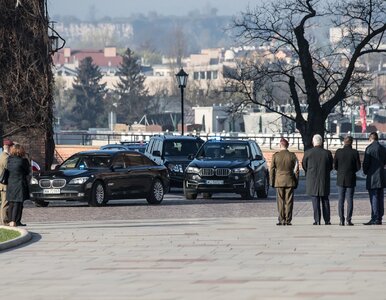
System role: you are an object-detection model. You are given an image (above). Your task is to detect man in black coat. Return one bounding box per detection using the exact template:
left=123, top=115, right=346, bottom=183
left=334, top=136, right=361, bottom=226
left=363, top=132, right=386, bottom=225
left=302, top=134, right=333, bottom=225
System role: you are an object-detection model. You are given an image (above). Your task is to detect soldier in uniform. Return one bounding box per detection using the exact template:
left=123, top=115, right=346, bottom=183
left=270, top=138, right=299, bottom=225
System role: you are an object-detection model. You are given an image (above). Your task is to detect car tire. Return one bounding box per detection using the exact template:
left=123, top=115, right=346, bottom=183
left=241, top=177, right=255, bottom=200
left=33, top=200, right=49, bottom=207
left=183, top=182, right=197, bottom=200
left=256, top=174, right=269, bottom=199
left=89, top=181, right=106, bottom=207
left=203, top=193, right=212, bottom=199
left=146, top=178, right=164, bottom=205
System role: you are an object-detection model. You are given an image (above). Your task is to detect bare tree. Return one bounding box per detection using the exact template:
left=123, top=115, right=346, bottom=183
left=231, top=0, right=386, bottom=149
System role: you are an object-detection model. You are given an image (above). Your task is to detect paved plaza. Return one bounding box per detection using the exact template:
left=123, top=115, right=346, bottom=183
left=2, top=213, right=386, bottom=299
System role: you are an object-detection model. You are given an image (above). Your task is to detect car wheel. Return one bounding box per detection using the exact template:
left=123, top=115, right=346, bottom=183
left=203, top=193, right=212, bottom=199
left=34, top=200, right=49, bottom=207
left=241, top=177, right=255, bottom=200
left=146, top=178, right=164, bottom=205
left=89, top=181, right=106, bottom=207
left=256, top=174, right=269, bottom=199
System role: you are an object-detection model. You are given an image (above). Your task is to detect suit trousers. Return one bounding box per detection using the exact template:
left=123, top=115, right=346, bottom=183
left=8, top=201, right=23, bottom=223
left=276, top=187, right=294, bottom=224
left=0, top=190, right=9, bottom=224
left=368, top=188, right=384, bottom=222
left=312, top=196, right=330, bottom=224
left=338, top=186, right=354, bottom=222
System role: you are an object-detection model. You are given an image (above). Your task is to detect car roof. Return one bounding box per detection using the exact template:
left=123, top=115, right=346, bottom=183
left=205, top=139, right=251, bottom=144
left=151, top=135, right=204, bottom=141
left=76, top=150, right=145, bottom=155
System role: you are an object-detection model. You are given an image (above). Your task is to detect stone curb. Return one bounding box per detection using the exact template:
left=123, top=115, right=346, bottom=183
left=0, top=225, right=32, bottom=251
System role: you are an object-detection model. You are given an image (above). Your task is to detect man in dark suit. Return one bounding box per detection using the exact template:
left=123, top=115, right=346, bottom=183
left=334, top=136, right=361, bottom=226
left=270, top=138, right=299, bottom=226
left=302, top=134, right=333, bottom=225
left=363, top=132, right=386, bottom=225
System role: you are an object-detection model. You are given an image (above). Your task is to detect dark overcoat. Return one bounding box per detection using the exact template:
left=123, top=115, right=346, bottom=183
left=6, top=156, right=30, bottom=203
left=302, top=146, right=333, bottom=196
left=334, top=145, right=361, bottom=188
left=363, top=141, right=386, bottom=189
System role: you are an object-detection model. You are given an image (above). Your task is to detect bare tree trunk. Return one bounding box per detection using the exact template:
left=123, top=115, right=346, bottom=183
left=0, top=0, right=55, bottom=170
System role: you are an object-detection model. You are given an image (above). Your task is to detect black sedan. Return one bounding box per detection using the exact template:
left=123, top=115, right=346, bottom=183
left=29, top=150, right=170, bottom=207
left=183, top=139, right=269, bottom=200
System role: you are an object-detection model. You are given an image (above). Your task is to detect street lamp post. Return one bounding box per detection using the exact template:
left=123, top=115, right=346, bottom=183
left=175, top=68, right=188, bottom=135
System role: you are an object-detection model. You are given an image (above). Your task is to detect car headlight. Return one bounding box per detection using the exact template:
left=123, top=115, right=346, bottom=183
left=167, top=164, right=184, bottom=173
left=69, top=177, right=89, bottom=185
left=186, top=166, right=200, bottom=174
left=30, top=177, right=38, bottom=185
left=232, top=167, right=249, bottom=174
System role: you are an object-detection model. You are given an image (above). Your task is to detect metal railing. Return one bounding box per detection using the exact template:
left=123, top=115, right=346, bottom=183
left=53, top=131, right=379, bottom=151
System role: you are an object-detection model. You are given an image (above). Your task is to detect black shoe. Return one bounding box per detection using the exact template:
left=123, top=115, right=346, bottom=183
left=363, top=220, right=375, bottom=225
left=286, top=222, right=292, bottom=226
left=276, top=222, right=283, bottom=226
left=313, top=222, right=320, bottom=225
left=374, top=221, right=382, bottom=225
left=16, top=222, right=27, bottom=227
left=339, top=221, right=345, bottom=226
left=325, top=222, right=331, bottom=225
left=347, top=221, right=354, bottom=226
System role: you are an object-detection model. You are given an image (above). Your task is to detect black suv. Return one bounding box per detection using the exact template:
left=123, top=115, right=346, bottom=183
left=145, top=135, right=204, bottom=187
left=183, top=139, right=269, bottom=199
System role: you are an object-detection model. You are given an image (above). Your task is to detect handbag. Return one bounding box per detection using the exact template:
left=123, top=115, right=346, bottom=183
left=0, top=168, right=9, bottom=185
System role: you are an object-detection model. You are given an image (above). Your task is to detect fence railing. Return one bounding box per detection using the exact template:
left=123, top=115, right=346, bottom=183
left=54, top=131, right=380, bottom=151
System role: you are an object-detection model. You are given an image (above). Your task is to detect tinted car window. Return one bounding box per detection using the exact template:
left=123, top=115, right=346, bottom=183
left=163, top=140, right=202, bottom=157
left=127, top=153, right=145, bottom=166
left=198, top=143, right=250, bottom=160
left=60, top=155, right=111, bottom=170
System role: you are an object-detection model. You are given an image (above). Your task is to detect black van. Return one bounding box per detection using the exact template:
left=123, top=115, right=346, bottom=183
left=145, top=135, right=204, bottom=187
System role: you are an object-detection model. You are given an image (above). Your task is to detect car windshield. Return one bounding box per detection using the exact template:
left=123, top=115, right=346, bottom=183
left=60, top=154, right=112, bottom=170
left=198, top=143, right=250, bottom=160
left=163, top=140, right=202, bottom=157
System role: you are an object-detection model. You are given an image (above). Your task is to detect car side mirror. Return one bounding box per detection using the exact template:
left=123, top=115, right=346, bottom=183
left=153, top=150, right=161, bottom=157
left=255, top=154, right=262, bottom=160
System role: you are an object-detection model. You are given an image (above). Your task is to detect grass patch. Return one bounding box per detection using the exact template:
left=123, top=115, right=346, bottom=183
left=0, top=228, right=21, bottom=243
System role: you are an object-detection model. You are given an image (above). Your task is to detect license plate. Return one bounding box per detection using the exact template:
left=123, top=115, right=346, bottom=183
left=43, top=188, right=61, bottom=194
left=206, top=180, right=224, bottom=185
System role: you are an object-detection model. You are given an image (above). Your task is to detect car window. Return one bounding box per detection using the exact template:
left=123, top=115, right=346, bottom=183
left=60, top=155, right=80, bottom=169
left=61, top=155, right=111, bottom=170
left=163, top=140, right=202, bottom=157
left=127, top=153, right=145, bottom=166
left=199, top=143, right=249, bottom=160
left=113, top=154, right=126, bottom=168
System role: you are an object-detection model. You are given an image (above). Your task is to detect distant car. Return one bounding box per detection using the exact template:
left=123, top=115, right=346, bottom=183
left=145, top=135, right=204, bottom=187
left=100, top=143, right=147, bottom=153
left=183, top=139, right=269, bottom=199
left=29, top=150, right=169, bottom=207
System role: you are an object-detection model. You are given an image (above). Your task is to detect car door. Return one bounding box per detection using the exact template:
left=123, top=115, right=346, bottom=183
left=125, top=153, right=154, bottom=195
left=250, top=142, right=266, bottom=189
left=108, top=153, right=131, bottom=198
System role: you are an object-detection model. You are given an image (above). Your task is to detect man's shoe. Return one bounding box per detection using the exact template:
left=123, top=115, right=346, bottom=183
left=286, top=222, right=292, bottom=226
left=363, top=220, right=375, bottom=225
left=325, top=222, right=331, bottom=225
left=374, top=221, right=382, bottom=225
left=347, top=221, right=354, bottom=226
left=276, top=222, right=283, bottom=226
left=16, top=222, right=26, bottom=227
left=313, top=222, right=320, bottom=225
left=339, top=221, right=345, bottom=226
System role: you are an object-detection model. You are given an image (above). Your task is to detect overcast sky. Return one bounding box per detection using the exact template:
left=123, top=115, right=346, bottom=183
left=48, top=0, right=258, bottom=19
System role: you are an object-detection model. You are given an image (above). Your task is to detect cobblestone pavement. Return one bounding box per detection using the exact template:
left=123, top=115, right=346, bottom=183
left=22, top=178, right=372, bottom=224
left=2, top=216, right=386, bottom=300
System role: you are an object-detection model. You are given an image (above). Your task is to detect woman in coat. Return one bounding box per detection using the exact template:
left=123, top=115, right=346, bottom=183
left=6, top=144, right=30, bottom=227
